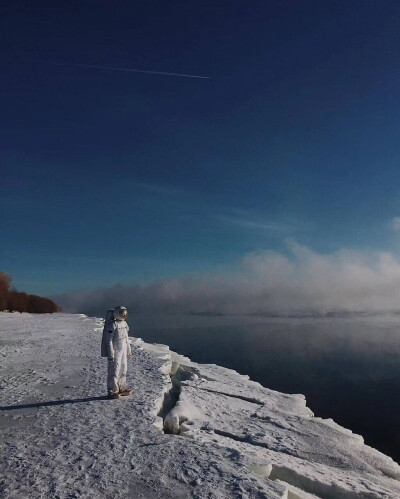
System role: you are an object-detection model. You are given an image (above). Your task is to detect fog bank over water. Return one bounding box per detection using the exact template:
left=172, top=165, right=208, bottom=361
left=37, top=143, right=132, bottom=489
left=57, top=243, right=400, bottom=319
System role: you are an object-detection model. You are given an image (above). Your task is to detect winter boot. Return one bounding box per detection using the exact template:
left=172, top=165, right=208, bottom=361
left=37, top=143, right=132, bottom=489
left=119, top=388, right=132, bottom=396
left=108, top=391, right=120, bottom=400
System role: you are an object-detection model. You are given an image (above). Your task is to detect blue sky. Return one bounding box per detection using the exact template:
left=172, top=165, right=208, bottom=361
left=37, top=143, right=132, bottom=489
left=1, top=1, right=400, bottom=296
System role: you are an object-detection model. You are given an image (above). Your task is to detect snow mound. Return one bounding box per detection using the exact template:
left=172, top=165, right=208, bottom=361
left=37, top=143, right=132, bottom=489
left=1, top=312, right=399, bottom=498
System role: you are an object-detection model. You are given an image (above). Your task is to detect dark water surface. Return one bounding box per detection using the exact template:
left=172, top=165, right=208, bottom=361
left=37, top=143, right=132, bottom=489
left=129, top=314, right=400, bottom=464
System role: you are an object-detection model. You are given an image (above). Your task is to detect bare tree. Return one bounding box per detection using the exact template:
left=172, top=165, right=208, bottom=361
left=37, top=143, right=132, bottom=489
left=0, top=272, right=11, bottom=310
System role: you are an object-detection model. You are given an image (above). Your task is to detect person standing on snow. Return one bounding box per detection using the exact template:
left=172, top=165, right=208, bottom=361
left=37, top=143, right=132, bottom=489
left=101, top=305, right=132, bottom=399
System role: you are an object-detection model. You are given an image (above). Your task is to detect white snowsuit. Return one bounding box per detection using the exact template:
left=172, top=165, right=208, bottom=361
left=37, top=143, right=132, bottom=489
left=105, top=319, right=131, bottom=394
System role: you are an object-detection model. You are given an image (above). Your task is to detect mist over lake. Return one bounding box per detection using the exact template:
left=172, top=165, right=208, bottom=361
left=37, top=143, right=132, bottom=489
left=128, top=313, right=400, bottom=464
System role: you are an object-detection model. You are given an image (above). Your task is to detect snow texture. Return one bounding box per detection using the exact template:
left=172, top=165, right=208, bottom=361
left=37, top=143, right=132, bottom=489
left=0, top=312, right=399, bottom=498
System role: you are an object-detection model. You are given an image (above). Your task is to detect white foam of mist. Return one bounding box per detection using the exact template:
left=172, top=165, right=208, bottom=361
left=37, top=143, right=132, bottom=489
left=56, top=242, right=400, bottom=317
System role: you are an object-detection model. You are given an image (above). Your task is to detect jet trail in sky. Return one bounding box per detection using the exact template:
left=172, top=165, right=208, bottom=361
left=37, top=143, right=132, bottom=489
left=32, top=60, right=212, bottom=79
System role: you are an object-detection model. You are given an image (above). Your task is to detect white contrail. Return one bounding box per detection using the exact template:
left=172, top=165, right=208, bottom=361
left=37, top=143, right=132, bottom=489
left=32, top=60, right=212, bottom=79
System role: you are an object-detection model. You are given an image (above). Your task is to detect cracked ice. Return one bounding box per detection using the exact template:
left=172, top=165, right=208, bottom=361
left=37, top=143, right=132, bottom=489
left=1, top=312, right=400, bottom=498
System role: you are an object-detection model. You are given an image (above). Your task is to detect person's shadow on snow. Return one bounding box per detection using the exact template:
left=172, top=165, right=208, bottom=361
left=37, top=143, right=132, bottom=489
left=0, top=396, right=109, bottom=411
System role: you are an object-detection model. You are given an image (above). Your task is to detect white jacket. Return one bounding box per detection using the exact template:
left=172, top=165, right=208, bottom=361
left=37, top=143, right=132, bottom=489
left=101, top=319, right=131, bottom=359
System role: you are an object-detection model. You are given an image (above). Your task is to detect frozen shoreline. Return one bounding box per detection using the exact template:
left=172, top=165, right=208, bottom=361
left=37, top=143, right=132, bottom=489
left=1, top=313, right=400, bottom=498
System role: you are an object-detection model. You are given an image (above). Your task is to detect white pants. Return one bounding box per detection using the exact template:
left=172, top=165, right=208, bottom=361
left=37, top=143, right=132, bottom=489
left=107, top=339, right=128, bottom=394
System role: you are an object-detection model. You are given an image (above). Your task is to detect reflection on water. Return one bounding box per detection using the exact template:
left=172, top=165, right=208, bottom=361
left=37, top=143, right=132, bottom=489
left=130, top=314, right=400, bottom=463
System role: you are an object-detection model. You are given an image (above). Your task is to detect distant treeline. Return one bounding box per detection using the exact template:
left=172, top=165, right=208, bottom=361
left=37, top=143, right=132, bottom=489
left=0, top=271, right=61, bottom=313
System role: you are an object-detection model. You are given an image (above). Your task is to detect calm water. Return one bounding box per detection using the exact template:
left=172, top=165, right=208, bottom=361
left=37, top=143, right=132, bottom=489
left=130, top=314, right=400, bottom=464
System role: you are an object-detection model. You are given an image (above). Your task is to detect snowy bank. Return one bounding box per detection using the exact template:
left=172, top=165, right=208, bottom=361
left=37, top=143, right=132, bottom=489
left=0, top=313, right=399, bottom=498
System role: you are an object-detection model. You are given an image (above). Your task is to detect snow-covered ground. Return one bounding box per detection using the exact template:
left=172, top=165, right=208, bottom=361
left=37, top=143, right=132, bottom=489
left=1, top=313, right=399, bottom=498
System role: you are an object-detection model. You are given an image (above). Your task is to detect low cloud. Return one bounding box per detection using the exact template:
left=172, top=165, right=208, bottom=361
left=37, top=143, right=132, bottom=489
left=56, top=242, right=400, bottom=318
left=390, top=217, right=400, bottom=233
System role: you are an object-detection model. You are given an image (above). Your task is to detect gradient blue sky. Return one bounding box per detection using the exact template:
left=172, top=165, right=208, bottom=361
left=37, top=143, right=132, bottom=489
left=1, top=1, right=400, bottom=295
